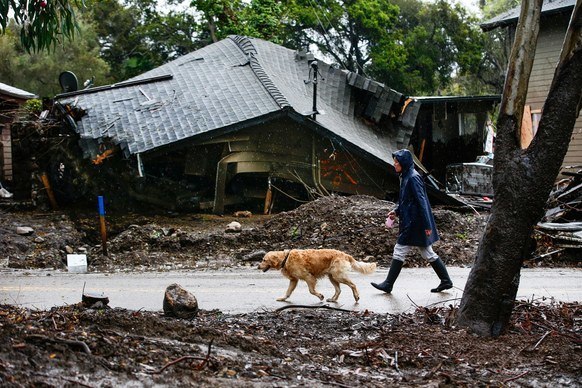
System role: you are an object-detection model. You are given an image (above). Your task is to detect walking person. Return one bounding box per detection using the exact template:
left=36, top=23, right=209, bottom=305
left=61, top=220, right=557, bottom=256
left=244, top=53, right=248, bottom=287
left=371, top=149, right=453, bottom=294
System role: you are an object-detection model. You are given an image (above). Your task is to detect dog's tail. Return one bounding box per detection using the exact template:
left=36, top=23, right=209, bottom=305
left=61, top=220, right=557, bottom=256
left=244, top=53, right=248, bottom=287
left=349, top=256, right=377, bottom=274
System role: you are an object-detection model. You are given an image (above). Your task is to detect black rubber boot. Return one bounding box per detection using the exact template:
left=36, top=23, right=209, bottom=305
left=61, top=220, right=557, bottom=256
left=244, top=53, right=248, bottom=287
left=371, top=259, right=404, bottom=293
left=430, top=258, right=453, bottom=292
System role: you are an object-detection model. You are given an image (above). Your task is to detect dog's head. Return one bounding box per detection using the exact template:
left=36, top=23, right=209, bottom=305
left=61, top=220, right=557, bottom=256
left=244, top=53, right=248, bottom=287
left=258, top=251, right=284, bottom=272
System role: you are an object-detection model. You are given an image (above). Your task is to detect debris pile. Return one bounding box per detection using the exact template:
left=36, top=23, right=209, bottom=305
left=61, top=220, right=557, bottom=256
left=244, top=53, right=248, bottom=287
left=0, top=300, right=579, bottom=387
left=535, top=169, right=582, bottom=262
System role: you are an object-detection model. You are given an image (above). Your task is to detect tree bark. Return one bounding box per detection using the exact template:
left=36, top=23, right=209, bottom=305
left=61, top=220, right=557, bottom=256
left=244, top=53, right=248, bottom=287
left=457, top=0, right=582, bottom=337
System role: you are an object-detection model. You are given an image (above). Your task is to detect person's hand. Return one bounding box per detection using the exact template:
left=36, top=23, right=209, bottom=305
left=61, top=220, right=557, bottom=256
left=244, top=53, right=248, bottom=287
left=425, top=229, right=432, bottom=237
left=387, top=210, right=396, bottom=220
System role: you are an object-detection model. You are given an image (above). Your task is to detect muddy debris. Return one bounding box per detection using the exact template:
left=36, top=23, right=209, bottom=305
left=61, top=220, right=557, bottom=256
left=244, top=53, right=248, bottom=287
left=1, top=195, right=577, bottom=272
left=0, top=300, right=579, bottom=387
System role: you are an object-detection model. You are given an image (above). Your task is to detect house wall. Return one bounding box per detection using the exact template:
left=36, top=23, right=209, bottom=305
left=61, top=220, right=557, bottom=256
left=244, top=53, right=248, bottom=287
left=528, top=13, right=582, bottom=172
left=1, top=124, right=11, bottom=181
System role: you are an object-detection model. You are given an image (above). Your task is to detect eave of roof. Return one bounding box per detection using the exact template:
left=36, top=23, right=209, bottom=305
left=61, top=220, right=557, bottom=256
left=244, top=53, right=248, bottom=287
left=481, top=0, right=575, bottom=31
left=413, top=95, right=501, bottom=104
left=0, top=82, right=37, bottom=100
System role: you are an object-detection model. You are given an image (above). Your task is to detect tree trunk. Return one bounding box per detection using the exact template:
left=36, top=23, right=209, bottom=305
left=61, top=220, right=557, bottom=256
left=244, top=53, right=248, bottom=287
left=457, top=1, right=582, bottom=337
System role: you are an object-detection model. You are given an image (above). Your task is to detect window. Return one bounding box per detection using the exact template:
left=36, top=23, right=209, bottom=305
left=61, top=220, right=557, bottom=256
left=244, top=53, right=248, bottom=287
left=458, top=112, right=478, bottom=136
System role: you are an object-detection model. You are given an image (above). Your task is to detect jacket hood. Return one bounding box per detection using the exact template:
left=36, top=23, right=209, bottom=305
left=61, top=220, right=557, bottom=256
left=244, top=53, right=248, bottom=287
left=392, top=149, right=414, bottom=173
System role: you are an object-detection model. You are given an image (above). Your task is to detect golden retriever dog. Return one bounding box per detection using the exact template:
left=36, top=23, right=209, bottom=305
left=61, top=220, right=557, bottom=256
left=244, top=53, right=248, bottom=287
left=258, top=249, right=376, bottom=303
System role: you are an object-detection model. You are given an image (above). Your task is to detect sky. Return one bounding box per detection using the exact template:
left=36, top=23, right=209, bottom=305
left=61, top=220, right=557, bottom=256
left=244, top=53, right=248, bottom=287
left=457, top=0, right=482, bottom=15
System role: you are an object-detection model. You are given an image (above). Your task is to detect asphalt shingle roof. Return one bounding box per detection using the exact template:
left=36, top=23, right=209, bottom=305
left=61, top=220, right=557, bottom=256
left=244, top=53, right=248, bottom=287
left=59, top=36, right=403, bottom=164
left=481, top=0, right=576, bottom=31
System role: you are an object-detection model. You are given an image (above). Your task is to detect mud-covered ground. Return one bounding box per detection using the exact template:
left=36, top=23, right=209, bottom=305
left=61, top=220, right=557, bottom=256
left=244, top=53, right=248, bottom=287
left=1, top=195, right=577, bottom=271
left=1, top=195, right=580, bottom=386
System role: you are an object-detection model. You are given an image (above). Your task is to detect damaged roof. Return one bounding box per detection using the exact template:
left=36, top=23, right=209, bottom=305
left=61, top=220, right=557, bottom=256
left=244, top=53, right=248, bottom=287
left=57, top=35, right=407, bottom=165
left=481, top=0, right=576, bottom=31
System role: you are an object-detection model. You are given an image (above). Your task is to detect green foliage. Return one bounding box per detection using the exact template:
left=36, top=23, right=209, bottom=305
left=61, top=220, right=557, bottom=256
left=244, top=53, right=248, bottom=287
left=23, top=98, right=43, bottom=113
left=84, top=0, right=199, bottom=81
left=0, top=0, right=84, bottom=52
left=372, top=0, right=487, bottom=94
left=192, top=0, right=292, bottom=45
left=0, top=16, right=111, bottom=97
left=481, top=0, right=521, bottom=19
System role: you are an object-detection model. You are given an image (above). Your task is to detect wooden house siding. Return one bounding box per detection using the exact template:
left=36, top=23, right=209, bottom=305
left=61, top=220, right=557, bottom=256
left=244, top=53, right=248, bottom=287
left=527, top=14, right=582, bottom=171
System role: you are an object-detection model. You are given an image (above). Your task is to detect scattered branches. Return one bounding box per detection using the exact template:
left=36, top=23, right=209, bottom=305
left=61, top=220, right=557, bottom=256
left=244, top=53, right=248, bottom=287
left=275, top=304, right=353, bottom=313
left=150, top=339, right=215, bottom=374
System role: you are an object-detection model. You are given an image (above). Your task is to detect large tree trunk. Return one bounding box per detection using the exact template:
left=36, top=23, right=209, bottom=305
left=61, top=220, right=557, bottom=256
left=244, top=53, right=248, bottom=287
left=457, top=1, right=582, bottom=337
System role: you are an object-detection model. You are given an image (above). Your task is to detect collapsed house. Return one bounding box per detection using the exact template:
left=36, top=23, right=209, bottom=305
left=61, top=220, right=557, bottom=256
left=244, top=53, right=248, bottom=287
left=51, top=36, right=415, bottom=213
left=8, top=36, right=498, bottom=213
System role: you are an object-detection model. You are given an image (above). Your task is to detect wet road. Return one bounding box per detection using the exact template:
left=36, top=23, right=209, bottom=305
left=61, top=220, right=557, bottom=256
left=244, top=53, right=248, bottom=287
left=1, top=267, right=580, bottom=314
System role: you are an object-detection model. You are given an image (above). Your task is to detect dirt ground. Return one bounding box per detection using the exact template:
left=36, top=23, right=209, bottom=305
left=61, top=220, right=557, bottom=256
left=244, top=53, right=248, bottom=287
left=1, top=195, right=580, bottom=387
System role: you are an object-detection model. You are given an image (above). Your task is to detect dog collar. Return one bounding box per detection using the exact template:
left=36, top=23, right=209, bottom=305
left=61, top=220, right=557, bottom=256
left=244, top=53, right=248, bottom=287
left=280, top=249, right=292, bottom=269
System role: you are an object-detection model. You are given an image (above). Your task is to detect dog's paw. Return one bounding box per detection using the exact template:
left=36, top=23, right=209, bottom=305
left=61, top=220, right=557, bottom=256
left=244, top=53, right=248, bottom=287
left=326, top=298, right=338, bottom=303
left=317, top=294, right=324, bottom=301
left=276, top=297, right=288, bottom=302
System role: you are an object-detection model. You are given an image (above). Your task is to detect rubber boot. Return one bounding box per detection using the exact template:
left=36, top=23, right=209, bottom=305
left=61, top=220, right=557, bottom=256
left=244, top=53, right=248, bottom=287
left=371, top=259, right=403, bottom=293
left=430, top=258, right=453, bottom=292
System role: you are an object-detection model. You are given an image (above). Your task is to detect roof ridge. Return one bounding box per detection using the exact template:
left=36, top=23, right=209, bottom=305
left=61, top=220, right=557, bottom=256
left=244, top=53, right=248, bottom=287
left=229, top=35, right=290, bottom=109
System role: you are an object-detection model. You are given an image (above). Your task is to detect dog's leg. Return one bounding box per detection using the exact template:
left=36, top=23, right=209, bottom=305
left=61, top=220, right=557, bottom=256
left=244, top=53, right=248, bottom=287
left=277, top=278, right=298, bottom=301
left=326, top=274, right=341, bottom=302
left=335, top=275, right=360, bottom=302
left=305, top=276, right=324, bottom=301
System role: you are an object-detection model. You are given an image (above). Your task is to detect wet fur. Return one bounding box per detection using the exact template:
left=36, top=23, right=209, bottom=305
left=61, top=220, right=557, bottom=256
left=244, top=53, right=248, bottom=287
left=258, top=249, right=376, bottom=302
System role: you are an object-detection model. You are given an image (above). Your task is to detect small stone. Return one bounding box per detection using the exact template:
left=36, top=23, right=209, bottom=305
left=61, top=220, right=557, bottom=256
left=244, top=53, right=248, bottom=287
left=34, top=237, right=45, bottom=244
left=16, top=227, right=34, bottom=235
left=225, top=221, right=242, bottom=233
left=65, top=246, right=74, bottom=254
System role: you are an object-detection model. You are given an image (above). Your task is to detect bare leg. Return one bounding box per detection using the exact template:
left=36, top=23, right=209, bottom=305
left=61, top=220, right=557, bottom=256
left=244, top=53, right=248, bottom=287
left=327, top=275, right=341, bottom=302
left=277, top=278, right=298, bottom=301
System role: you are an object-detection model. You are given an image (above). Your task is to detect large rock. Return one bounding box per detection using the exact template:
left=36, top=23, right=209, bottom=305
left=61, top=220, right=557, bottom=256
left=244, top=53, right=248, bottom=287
left=163, top=283, right=199, bottom=319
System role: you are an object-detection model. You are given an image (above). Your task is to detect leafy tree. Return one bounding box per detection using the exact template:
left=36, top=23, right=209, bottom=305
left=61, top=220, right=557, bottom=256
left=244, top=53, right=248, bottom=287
left=288, top=0, right=402, bottom=78
left=457, top=1, right=582, bottom=336
left=190, top=0, right=242, bottom=44
left=0, top=17, right=111, bottom=97
left=191, top=0, right=291, bottom=46
left=0, top=0, right=83, bottom=52
left=286, top=0, right=486, bottom=95
left=480, top=0, right=521, bottom=19
left=381, top=0, right=486, bottom=94
left=84, top=0, right=199, bottom=81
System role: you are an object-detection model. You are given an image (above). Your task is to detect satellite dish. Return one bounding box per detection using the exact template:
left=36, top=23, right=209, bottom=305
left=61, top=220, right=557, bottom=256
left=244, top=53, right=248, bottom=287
left=59, top=71, right=79, bottom=93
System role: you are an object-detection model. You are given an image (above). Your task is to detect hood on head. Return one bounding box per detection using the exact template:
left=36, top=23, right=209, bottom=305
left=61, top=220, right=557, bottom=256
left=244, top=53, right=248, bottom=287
left=392, top=149, right=414, bottom=173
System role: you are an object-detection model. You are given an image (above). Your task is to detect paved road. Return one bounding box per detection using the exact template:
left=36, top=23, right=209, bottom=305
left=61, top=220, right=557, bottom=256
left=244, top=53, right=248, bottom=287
left=1, top=267, right=580, bottom=314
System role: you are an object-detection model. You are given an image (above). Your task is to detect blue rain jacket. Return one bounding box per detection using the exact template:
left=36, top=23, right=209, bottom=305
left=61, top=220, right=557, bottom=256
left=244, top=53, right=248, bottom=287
left=393, top=149, right=439, bottom=247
